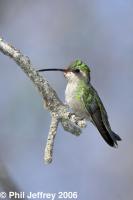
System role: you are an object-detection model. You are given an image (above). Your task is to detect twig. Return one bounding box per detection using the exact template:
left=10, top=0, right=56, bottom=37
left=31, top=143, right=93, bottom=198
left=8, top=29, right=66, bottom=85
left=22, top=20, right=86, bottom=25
left=0, top=37, right=86, bottom=164
left=44, top=113, right=59, bottom=164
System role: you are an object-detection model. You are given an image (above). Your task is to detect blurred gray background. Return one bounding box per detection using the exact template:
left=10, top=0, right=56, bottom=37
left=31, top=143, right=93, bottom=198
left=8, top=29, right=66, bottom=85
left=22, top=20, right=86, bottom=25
left=0, top=0, right=133, bottom=199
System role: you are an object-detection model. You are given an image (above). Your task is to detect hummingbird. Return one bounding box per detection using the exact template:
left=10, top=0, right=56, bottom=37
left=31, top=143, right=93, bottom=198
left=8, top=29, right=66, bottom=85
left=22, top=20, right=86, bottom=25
left=37, top=60, right=121, bottom=147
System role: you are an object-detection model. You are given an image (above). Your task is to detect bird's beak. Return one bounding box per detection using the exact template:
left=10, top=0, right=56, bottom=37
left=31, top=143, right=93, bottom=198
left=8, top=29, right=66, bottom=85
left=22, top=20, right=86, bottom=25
left=37, top=68, right=69, bottom=73
left=37, top=68, right=71, bottom=78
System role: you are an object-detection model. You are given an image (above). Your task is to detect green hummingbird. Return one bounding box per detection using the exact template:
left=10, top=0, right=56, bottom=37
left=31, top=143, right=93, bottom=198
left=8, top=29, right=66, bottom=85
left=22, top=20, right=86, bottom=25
left=37, top=60, right=121, bottom=147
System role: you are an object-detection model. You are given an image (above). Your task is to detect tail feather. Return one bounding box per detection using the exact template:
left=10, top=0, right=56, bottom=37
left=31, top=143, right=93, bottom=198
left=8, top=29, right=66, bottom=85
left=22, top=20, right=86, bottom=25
left=112, top=132, right=122, bottom=141
left=96, top=123, right=118, bottom=147
left=98, top=128, right=121, bottom=147
left=97, top=126, right=122, bottom=147
left=90, top=109, right=121, bottom=147
left=86, top=98, right=122, bottom=147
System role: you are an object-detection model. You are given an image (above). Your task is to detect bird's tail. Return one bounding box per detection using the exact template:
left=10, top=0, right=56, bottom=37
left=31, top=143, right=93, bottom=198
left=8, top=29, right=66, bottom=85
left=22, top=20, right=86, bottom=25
left=112, top=132, right=122, bottom=142
left=88, top=100, right=122, bottom=147
left=97, top=125, right=122, bottom=147
left=91, top=112, right=122, bottom=147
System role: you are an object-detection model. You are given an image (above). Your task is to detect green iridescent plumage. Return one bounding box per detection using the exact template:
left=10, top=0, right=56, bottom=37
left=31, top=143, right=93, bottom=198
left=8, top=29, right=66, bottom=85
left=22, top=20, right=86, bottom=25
left=68, top=60, right=90, bottom=75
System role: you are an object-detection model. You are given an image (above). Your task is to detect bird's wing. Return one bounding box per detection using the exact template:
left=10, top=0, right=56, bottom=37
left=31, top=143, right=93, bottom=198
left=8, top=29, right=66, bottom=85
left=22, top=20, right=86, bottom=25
left=82, top=85, right=121, bottom=147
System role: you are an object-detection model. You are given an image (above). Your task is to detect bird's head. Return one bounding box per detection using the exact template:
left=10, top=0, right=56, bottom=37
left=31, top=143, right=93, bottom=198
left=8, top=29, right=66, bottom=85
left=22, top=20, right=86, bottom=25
left=64, top=60, right=91, bottom=83
left=37, top=59, right=91, bottom=83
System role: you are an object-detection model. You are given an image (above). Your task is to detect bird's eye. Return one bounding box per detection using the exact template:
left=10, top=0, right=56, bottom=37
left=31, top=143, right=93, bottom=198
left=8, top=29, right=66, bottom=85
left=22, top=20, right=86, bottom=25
left=74, top=69, right=80, bottom=73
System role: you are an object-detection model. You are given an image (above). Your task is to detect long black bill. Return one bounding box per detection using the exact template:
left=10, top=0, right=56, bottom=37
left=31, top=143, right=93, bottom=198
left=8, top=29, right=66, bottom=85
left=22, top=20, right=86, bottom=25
left=37, top=68, right=66, bottom=72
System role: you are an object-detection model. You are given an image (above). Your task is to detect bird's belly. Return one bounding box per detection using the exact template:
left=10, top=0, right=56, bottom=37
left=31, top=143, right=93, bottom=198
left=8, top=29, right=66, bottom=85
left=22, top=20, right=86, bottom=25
left=65, top=83, right=90, bottom=119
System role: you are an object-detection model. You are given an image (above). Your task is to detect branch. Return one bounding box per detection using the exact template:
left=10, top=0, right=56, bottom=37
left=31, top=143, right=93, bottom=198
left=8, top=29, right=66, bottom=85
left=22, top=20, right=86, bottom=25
left=44, top=112, right=59, bottom=164
left=0, top=37, right=86, bottom=164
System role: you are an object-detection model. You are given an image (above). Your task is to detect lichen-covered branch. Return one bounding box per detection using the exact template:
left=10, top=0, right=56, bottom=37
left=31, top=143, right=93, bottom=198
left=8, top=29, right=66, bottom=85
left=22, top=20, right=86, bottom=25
left=44, top=113, right=59, bottom=164
left=0, top=37, right=86, bottom=164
